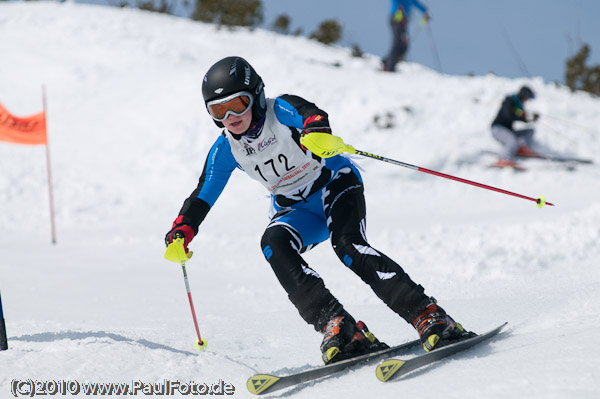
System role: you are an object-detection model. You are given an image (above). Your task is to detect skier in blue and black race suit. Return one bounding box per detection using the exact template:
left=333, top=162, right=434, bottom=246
left=165, top=56, right=474, bottom=364
left=383, top=0, right=430, bottom=72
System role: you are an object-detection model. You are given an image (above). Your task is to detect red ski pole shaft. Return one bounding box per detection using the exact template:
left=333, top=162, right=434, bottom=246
left=354, top=149, right=554, bottom=207
left=181, top=263, right=204, bottom=346
left=165, top=234, right=207, bottom=351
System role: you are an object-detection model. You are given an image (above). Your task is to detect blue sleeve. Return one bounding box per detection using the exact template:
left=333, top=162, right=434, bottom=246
left=412, top=0, right=428, bottom=14
left=195, top=134, right=238, bottom=207
left=273, top=97, right=304, bottom=129
left=273, top=94, right=331, bottom=133
left=390, top=0, right=399, bottom=15
left=394, top=1, right=428, bottom=15
left=174, top=134, right=238, bottom=233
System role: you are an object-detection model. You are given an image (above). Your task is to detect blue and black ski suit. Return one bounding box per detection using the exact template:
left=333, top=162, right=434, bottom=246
left=173, top=94, right=431, bottom=332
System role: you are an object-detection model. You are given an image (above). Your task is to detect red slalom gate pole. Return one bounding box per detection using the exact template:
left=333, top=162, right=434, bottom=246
left=354, top=149, right=554, bottom=207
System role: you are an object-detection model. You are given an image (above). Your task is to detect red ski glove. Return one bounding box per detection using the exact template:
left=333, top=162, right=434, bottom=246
left=164, top=215, right=195, bottom=252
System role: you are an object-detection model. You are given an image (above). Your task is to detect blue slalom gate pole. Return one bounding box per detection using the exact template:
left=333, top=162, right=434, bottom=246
left=0, top=290, right=8, bottom=350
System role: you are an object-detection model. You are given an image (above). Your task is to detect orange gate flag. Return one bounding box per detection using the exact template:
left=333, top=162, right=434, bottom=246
left=0, top=102, right=47, bottom=145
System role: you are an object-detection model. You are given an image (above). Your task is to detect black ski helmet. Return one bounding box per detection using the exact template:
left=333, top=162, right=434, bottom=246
left=517, top=86, right=535, bottom=101
left=202, top=56, right=266, bottom=128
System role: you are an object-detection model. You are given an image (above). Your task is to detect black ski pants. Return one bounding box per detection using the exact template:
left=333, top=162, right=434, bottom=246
left=260, top=166, right=430, bottom=332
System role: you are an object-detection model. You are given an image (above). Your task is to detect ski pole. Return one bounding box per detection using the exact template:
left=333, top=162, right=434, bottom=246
left=426, top=23, right=443, bottom=73
left=499, top=23, right=531, bottom=77
left=540, top=113, right=598, bottom=134
left=300, top=133, right=554, bottom=208
left=164, top=235, right=207, bottom=351
left=538, top=119, right=579, bottom=150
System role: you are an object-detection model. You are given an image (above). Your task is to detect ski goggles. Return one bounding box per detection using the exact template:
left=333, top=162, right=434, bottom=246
left=206, top=91, right=254, bottom=122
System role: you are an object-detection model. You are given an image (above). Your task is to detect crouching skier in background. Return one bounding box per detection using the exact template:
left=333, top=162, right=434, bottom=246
left=490, top=85, right=541, bottom=170
left=165, top=56, right=475, bottom=364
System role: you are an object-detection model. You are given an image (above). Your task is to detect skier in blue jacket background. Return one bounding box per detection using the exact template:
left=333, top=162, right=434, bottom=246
left=383, top=0, right=430, bottom=72
left=165, top=56, right=474, bottom=364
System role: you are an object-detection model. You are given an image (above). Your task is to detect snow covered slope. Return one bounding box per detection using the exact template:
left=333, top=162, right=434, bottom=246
left=1, top=3, right=599, bottom=398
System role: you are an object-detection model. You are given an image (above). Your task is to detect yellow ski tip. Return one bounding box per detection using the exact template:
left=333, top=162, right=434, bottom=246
left=164, top=238, right=193, bottom=263
left=247, top=374, right=280, bottom=395
left=376, top=359, right=406, bottom=382
left=300, top=133, right=355, bottom=158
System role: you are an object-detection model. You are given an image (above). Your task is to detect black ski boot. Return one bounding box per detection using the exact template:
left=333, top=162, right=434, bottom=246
left=320, top=313, right=388, bottom=365
left=412, top=298, right=476, bottom=352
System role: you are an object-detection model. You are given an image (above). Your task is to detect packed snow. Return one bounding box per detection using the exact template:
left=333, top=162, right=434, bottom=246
left=1, top=3, right=599, bottom=398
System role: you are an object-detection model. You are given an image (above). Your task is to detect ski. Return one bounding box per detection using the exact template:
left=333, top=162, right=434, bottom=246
left=376, top=322, right=507, bottom=382
left=480, top=150, right=593, bottom=165
left=487, top=162, right=527, bottom=172
left=516, top=154, right=593, bottom=164
left=246, top=338, right=421, bottom=395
